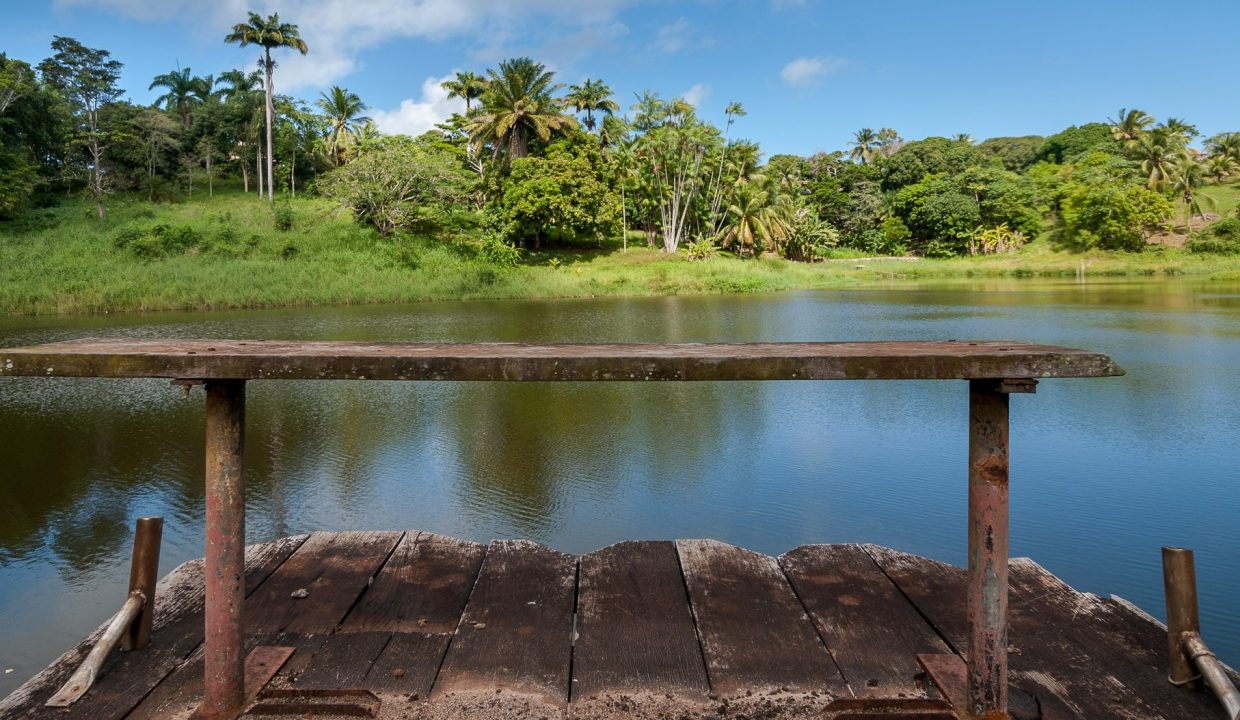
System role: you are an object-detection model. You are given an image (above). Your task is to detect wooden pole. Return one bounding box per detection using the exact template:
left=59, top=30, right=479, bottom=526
left=203, top=380, right=246, bottom=717
left=967, top=379, right=1011, bottom=718
left=122, top=516, right=163, bottom=651
left=1162, top=547, right=1201, bottom=690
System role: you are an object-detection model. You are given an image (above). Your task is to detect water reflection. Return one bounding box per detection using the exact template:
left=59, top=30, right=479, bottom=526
left=0, top=277, right=1238, bottom=695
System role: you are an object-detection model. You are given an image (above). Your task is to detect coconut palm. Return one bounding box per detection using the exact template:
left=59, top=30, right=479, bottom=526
left=441, top=70, right=487, bottom=114
left=876, top=127, right=902, bottom=157
left=1159, top=117, right=1198, bottom=147
left=1204, top=155, right=1236, bottom=184
left=719, top=176, right=794, bottom=256
left=564, top=78, right=619, bottom=132
left=466, top=57, right=575, bottom=164
left=1109, top=108, right=1153, bottom=147
left=954, top=133, right=974, bottom=144
left=849, top=128, right=879, bottom=164
left=1206, top=132, right=1240, bottom=163
left=149, top=67, right=211, bottom=128
left=1169, top=154, right=1214, bottom=231
left=1135, top=128, right=1178, bottom=191
left=317, top=85, right=370, bottom=166
left=225, top=12, right=309, bottom=201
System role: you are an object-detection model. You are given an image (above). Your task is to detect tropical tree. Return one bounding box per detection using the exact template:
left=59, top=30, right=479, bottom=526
left=215, top=68, right=265, bottom=194
left=849, top=128, right=879, bottom=163
left=317, top=85, right=369, bottom=166
left=564, top=78, right=618, bottom=132
left=1134, top=128, right=1178, bottom=191
left=441, top=70, right=487, bottom=113
left=1204, top=154, right=1236, bottom=184
left=466, top=57, right=575, bottom=164
left=225, top=11, right=308, bottom=201
left=1159, top=117, right=1198, bottom=147
left=1205, top=132, right=1240, bottom=163
left=1169, top=155, right=1213, bottom=231
left=38, top=36, right=123, bottom=219
left=1109, top=107, right=1153, bottom=147
left=148, top=67, right=212, bottom=128
left=876, top=127, right=902, bottom=157
left=954, top=133, right=974, bottom=144
left=719, top=176, right=794, bottom=256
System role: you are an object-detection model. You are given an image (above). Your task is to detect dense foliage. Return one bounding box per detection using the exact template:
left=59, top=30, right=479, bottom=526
left=1, top=23, right=1235, bottom=268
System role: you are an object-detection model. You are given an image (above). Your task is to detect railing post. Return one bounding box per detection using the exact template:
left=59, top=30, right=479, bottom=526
left=203, top=379, right=246, bottom=718
left=967, top=378, right=1033, bottom=718
left=1162, top=547, right=1201, bottom=689
left=122, top=516, right=163, bottom=651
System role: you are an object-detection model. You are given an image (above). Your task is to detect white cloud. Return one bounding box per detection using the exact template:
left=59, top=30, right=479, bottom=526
left=681, top=83, right=709, bottom=108
left=655, top=18, right=691, bottom=54
left=370, top=73, right=464, bottom=137
left=54, top=0, right=638, bottom=90
left=780, top=56, right=847, bottom=86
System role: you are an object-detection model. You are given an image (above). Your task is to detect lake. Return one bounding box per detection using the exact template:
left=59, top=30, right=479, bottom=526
left=1, top=278, right=1238, bottom=696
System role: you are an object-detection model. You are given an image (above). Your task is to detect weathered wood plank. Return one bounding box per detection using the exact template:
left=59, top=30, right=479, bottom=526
left=432, top=540, right=577, bottom=706
left=362, top=632, right=452, bottom=698
left=246, top=531, right=403, bottom=635
left=0, top=339, right=1125, bottom=381
left=1109, top=595, right=1240, bottom=688
left=677, top=539, right=846, bottom=696
left=341, top=531, right=486, bottom=634
left=123, top=644, right=292, bottom=720
left=572, top=541, right=709, bottom=701
left=1009, top=558, right=1231, bottom=719
left=864, top=545, right=1162, bottom=720
left=780, top=544, right=949, bottom=699
left=0, top=536, right=307, bottom=720
left=289, top=632, right=392, bottom=690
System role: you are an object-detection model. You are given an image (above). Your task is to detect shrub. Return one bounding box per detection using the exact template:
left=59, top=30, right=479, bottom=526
left=273, top=203, right=294, bottom=232
left=1187, top=218, right=1240, bottom=254
left=113, top=224, right=203, bottom=258
left=686, top=237, right=720, bottom=261
left=477, top=236, right=521, bottom=267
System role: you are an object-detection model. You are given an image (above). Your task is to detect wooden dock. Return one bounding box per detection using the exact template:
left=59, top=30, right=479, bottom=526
left=2, top=530, right=1234, bottom=719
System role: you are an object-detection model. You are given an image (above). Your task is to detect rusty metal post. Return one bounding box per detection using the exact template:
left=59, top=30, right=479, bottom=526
left=203, top=380, right=246, bottom=717
left=1162, top=547, right=1201, bottom=689
left=122, top=516, right=163, bottom=651
left=967, top=379, right=1016, bottom=718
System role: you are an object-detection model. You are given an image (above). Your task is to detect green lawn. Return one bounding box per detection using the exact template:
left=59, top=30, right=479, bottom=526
left=2, top=191, right=1239, bottom=316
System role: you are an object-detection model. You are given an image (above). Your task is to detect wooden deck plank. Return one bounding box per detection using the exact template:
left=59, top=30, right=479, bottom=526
left=780, top=544, right=950, bottom=699
left=432, top=540, right=577, bottom=706
left=676, top=539, right=846, bottom=696
left=341, top=531, right=486, bottom=634
left=289, top=632, right=392, bottom=690
left=1009, top=558, right=1230, bottom=719
left=245, top=531, right=403, bottom=635
left=865, top=545, right=1166, bottom=720
left=123, top=644, right=292, bottom=720
left=0, top=339, right=1125, bottom=381
left=572, top=541, right=709, bottom=701
left=362, top=632, right=452, bottom=697
left=0, top=536, right=306, bottom=720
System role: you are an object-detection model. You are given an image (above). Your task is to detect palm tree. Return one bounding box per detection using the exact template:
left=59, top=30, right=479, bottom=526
left=1135, top=128, right=1178, bottom=191
left=876, top=127, right=902, bottom=157
left=466, top=57, right=575, bottom=164
left=317, top=85, right=370, bottom=166
left=1109, top=107, right=1153, bottom=147
left=720, top=176, right=793, bottom=256
left=1159, top=117, right=1198, bottom=147
left=1204, top=155, right=1236, bottom=184
left=225, top=12, right=309, bottom=201
left=1206, top=132, right=1240, bottom=164
left=564, top=78, right=619, bottom=132
left=149, top=67, right=211, bottom=128
left=849, top=128, right=879, bottom=164
left=1169, top=154, right=1214, bottom=231
left=441, top=70, right=487, bottom=113
left=215, top=69, right=265, bottom=195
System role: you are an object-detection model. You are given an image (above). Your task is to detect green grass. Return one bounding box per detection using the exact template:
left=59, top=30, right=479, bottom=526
left=2, top=190, right=1240, bottom=316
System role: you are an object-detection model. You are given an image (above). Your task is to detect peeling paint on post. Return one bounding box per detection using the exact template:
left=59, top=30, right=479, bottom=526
left=203, top=379, right=246, bottom=717
left=967, top=379, right=1011, bottom=718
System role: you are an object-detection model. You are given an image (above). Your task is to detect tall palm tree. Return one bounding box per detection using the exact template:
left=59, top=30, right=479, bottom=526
left=1169, top=154, right=1213, bottom=231
left=564, top=78, right=619, bottom=132
left=225, top=12, right=308, bottom=201
left=466, top=57, right=575, bottom=164
left=720, top=176, right=794, bottom=256
left=1206, top=132, right=1240, bottom=164
left=149, top=67, right=211, bottom=128
left=317, top=85, right=370, bottom=166
left=1159, top=117, right=1198, bottom=147
left=876, top=127, right=902, bottom=157
left=1109, top=107, right=1153, bottom=147
left=441, top=70, right=487, bottom=113
left=1204, top=155, right=1236, bottom=184
left=849, top=128, right=879, bottom=164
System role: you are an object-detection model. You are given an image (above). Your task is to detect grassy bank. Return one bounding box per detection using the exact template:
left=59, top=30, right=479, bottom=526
left=3, top=191, right=1240, bottom=316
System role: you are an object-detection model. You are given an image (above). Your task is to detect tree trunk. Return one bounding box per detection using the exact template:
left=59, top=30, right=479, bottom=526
left=256, top=145, right=263, bottom=198
left=290, top=146, right=296, bottom=198
left=207, top=152, right=213, bottom=197
left=264, top=49, right=275, bottom=202
left=241, top=159, right=249, bottom=193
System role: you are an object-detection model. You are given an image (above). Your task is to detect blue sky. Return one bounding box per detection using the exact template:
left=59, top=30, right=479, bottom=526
left=4, top=0, right=1238, bottom=156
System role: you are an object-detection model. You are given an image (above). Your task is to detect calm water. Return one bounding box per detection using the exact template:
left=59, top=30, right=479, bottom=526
left=1, top=280, right=1238, bottom=695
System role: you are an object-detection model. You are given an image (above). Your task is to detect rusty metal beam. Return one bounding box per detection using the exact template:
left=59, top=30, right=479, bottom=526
left=122, top=516, right=162, bottom=651
left=967, top=380, right=1012, bottom=718
left=203, top=380, right=246, bottom=718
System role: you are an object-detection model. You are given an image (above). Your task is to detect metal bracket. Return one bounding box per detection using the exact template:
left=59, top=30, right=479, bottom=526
left=172, top=379, right=205, bottom=398
left=995, top=378, right=1038, bottom=394
left=247, top=688, right=381, bottom=717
